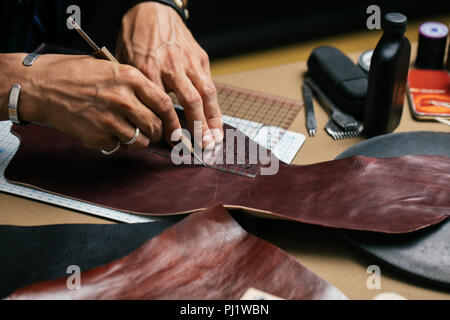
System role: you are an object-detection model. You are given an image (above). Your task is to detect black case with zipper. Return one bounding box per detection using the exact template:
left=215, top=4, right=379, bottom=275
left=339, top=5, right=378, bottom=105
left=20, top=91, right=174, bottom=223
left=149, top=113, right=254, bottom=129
left=307, top=46, right=368, bottom=119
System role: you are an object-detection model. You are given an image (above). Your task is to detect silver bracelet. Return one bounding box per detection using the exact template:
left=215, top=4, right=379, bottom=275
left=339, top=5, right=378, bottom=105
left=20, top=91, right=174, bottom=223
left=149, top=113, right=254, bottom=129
left=23, top=53, right=41, bottom=67
left=8, top=54, right=41, bottom=125
left=8, top=84, right=28, bottom=125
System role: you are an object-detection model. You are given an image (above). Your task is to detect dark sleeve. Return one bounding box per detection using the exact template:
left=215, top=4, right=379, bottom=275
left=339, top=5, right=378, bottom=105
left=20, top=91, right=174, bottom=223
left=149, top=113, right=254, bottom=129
left=0, top=1, right=35, bottom=53
left=121, top=0, right=188, bottom=22
left=5, top=0, right=188, bottom=54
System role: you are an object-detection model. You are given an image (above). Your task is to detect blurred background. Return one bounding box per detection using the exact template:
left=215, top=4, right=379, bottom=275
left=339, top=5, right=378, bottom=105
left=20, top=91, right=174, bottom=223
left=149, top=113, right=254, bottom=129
left=189, top=0, right=449, bottom=58
left=1, top=0, right=449, bottom=74
left=186, top=0, right=450, bottom=74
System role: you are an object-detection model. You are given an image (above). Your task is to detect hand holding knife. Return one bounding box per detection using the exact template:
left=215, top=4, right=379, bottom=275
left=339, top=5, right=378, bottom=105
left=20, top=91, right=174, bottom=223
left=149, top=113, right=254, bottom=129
left=67, top=17, right=206, bottom=166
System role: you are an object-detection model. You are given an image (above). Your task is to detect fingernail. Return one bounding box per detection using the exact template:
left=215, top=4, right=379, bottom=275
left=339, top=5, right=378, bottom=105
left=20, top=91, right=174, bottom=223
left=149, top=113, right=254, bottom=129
left=203, top=132, right=215, bottom=150
left=172, top=128, right=184, bottom=142
left=211, top=128, right=224, bottom=143
left=203, top=150, right=215, bottom=165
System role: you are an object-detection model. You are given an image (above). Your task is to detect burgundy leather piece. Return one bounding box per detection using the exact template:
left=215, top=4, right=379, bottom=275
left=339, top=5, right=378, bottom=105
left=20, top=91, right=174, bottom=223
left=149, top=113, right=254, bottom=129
left=5, top=124, right=450, bottom=234
left=7, top=205, right=347, bottom=300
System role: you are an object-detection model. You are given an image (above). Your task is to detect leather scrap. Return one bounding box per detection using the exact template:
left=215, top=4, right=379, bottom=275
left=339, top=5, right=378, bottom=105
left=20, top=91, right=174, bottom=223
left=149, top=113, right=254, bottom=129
left=5, top=124, right=450, bottom=234
left=7, top=205, right=348, bottom=300
left=0, top=218, right=181, bottom=298
left=336, top=131, right=450, bottom=288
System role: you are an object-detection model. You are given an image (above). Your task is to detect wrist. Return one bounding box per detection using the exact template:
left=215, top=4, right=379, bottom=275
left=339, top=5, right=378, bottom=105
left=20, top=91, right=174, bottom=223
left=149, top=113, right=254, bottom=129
left=0, top=53, right=43, bottom=124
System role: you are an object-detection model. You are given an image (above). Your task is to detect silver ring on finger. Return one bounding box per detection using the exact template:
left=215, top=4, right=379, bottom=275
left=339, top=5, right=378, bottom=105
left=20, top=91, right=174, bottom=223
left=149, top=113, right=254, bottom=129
left=101, top=140, right=121, bottom=156
left=122, top=127, right=140, bottom=145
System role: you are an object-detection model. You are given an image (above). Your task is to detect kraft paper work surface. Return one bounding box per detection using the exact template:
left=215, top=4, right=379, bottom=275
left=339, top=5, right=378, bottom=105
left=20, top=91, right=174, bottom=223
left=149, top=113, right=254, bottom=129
left=1, top=58, right=450, bottom=299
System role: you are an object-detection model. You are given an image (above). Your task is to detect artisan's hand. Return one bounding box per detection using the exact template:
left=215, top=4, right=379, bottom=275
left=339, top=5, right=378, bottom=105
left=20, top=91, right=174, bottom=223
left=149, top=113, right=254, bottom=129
left=116, top=2, right=223, bottom=148
left=0, top=53, right=179, bottom=152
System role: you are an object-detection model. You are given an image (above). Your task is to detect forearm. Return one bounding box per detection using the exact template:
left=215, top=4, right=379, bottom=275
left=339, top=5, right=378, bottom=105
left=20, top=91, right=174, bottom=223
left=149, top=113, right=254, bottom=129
left=2, top=52, right=176, bottom=150
left=0, top=53, right=42, bottom=123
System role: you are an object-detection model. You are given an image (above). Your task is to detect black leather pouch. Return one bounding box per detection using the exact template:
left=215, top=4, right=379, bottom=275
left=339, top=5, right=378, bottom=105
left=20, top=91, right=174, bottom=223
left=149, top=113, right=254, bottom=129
left=307, top=46, right=368, bottom=119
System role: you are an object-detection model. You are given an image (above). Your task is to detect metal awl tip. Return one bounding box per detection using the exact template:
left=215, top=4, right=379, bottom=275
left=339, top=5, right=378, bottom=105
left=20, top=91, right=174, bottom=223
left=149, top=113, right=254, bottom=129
left=193, top=152, right=207, bottom=167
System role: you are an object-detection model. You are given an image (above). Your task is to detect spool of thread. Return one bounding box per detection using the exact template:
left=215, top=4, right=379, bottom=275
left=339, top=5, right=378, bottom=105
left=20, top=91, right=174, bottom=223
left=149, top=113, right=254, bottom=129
left=416, top=22, right=448, bottom=70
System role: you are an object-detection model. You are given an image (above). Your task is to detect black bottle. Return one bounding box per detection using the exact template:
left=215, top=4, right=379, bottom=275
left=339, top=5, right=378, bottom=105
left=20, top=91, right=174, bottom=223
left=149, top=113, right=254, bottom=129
left=364, top=13, right=411, bottom=137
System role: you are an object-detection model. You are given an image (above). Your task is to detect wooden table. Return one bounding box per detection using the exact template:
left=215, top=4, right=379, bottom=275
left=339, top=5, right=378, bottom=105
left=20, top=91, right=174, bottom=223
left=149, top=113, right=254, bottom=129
left=1, top=54, right=449, bottom=300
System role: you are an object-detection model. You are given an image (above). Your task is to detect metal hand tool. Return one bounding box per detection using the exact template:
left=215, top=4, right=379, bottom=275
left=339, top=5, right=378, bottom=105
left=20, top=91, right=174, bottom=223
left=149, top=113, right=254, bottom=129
left=302, top=82, right=317, bottom=137
left=325, top=118, right=363, bottom=140
left=304, top=77, right=361, bottom=132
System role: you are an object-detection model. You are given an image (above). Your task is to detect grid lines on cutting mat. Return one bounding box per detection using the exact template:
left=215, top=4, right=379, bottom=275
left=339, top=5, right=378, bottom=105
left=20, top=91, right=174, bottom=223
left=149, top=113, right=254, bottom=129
left=215, top=82, right=303, bottom=129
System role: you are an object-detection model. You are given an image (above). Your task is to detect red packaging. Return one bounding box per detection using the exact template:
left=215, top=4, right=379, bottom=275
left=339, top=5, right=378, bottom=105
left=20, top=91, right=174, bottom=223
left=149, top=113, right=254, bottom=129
left=407, top=68, right=450, bottom=120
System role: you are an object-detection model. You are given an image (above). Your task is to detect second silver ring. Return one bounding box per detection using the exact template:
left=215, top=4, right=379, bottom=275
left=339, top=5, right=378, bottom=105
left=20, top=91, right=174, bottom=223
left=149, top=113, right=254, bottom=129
left=123, top=127, right=140, bottom=145
left=101, top=141, right=121, bottom=156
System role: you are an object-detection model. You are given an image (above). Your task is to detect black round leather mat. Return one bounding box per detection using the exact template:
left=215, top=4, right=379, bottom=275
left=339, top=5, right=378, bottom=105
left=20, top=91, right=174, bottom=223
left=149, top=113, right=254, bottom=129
left=336, top=131, right=450, bottom=288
